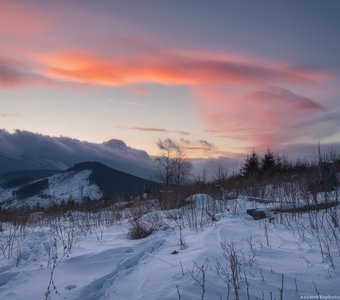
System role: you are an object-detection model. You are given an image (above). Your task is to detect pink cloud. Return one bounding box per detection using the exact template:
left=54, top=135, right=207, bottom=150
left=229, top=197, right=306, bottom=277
left=192, top=85, right=327, bottom=148
left=0, top=56, right=80, bottom=89
left=0, top=57, right=41, bottom=88
left=247, top=87, right=325, bottom=112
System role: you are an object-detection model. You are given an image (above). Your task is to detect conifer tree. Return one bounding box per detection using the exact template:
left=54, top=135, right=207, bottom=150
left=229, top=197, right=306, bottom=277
left=241, top=150, right=260, bottom=178
left=261, top=149, right=275, bottom=176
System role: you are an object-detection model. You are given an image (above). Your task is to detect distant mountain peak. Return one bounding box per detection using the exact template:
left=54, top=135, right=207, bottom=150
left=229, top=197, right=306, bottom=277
left=67, top=161, right=110, bottom=172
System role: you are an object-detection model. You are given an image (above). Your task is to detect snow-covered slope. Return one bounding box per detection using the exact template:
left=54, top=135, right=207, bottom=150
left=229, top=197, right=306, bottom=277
left=0, top=195, right=339, bottom=300
left=0, top=169, right=102, bottom=208
left=0, top=162, right=158, bottom=209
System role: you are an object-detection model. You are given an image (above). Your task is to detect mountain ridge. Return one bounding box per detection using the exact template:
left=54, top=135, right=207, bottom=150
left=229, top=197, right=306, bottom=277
left=0, top=161, right=159, bottom=209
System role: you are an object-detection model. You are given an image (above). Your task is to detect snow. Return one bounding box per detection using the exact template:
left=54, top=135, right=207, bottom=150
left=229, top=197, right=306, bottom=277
left=0, top=170, right=102, bottom=209
left=46, top=170, right=102, bottom=203
left=0, top=194, right=340, bottom=299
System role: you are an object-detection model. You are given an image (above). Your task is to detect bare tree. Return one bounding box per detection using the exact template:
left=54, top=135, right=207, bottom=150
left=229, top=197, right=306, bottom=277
left=156, top=138, right=192, bottom=188
left=156, top=139, right=174, bottom=188
left=214, top=164, right=228, bottom=187
left=189, top=258, right=209, bottom=300
left=220, top=241, right=240, bottom=300
left=173, top=148, right=192, bottom=186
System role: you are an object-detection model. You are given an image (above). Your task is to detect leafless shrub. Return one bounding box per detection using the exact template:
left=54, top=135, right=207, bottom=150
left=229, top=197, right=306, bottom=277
left=219, top=241, right=241, bottom=300
left=326, top=214, right=340, bottom=256
left=184, top=201, right=207, bottom=231
left=0, top=225, right=26, bottom=260
left=51, top=220, right=79, bottom=254
left=16, top=244, right=23, bottom=267
left=243, top=271, right=250, bottom=300
left=227, top=199, right=240, bottom=215
left=215, top=260, right=231, bottom=300
left=188, top=258, right=209, bottom=300
left=144, top=211, right=166, bottom=230
left=313, top=281, right=321, bottom=300
left=165, top=210, right=187, bottom=250
left=44, top=235, right=71, bottom=300
left=176, top=285, right=181, bottom=300
left=294, top=277, right=299, bottom=293
left=205, top=197, right=228, bottom=218
left=316, top=233, right=335, bottom=268
left=127, top=218, right=154, bottom=240
left=246, top=236, right=257, bottom=267
left=279, top=273, right=284, bottom=300
left=264, top=219, right=270, bottom=247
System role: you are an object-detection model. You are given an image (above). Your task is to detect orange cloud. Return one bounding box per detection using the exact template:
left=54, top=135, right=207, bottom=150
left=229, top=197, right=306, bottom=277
left=36, top=50, right=328, bottom=87
left=0, top=1, right=329, bottom=89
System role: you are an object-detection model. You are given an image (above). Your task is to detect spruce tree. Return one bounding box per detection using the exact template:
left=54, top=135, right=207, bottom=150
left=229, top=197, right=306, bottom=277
left=261, top=149, right=275, bottom=176
left=241, top=150, right=260, bottom=178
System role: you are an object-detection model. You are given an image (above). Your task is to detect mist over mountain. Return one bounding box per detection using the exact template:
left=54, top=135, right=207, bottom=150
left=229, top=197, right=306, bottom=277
left=0, top=130, right=157, bottom=179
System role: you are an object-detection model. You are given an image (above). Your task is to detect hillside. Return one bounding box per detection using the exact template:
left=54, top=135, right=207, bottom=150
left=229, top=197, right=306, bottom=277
left=0, top=169, right=59, bottom=189
left=67, top=161, right=158, bottom=197
left=0, top=162, right=159, bottom=209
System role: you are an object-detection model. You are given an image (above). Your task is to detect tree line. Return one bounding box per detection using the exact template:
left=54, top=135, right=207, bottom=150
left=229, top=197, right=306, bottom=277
left=155, top=138, right=339, bottom=189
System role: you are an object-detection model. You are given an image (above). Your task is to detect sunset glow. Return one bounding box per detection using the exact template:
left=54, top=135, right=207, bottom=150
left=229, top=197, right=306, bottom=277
left=1, top=0, right=340, bottom=158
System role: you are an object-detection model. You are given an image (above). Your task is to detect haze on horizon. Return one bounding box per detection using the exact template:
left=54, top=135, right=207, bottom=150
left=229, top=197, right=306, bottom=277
left=1, top=0, right=340, bottom=159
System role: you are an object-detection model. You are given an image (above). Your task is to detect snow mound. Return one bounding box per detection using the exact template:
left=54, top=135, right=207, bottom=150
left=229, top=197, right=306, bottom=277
left=186, top=193, right=217, bottom=209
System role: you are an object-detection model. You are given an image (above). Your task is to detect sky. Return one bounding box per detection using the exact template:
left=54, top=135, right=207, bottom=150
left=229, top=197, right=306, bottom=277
left=1, top=0, right=340, bottom=159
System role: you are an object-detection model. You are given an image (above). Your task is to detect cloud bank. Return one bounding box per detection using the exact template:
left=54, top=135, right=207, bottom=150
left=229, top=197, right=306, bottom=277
left=0, top=130, right=156, bottom=178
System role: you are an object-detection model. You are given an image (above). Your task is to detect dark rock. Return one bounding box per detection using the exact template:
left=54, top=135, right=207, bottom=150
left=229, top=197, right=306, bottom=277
left=246, top=209, right=270, bottom=220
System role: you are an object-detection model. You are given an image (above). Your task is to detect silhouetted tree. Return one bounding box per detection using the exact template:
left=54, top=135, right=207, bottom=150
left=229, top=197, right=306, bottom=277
left=156, top=138, right=175, bottom=187
left=241, top=150, right=260, bottom=178
left=172, top=148, right=192, bottom=186
left=261, top=149, right=275, bottom=176
left=156, top=138, right=192, bottom=188
left=214, top=164, right=228, bottom=187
